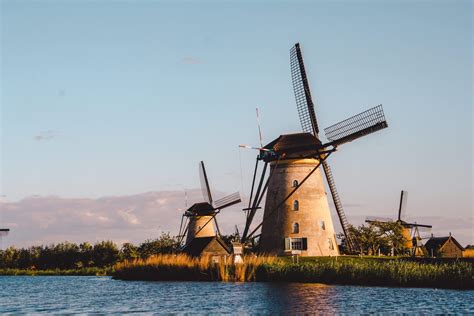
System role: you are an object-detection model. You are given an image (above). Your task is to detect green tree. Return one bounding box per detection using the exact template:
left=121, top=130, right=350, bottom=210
left=138, top=233, right=180, bottom=258
left=339, top=222, right=405, bottom=256
left=0, top=247, right=19, bottom=268
left=79, top=242, right=94, bottom=267
left=53, top=242, right=81, bottom=269
left=92, top=241, right=120, bottom=267
left=120, top=243, right=139, bottom=261
left=220, top=232, right=240, bottom=249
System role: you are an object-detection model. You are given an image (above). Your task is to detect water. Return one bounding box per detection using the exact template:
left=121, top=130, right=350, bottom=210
left=0, top=276, right=472, bottom=314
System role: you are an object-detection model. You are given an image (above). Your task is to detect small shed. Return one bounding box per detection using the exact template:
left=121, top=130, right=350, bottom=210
left=424, top=234, right=464, bottom=258
left=182, top=236, right=231, bottom=262
left=462, top=245, right=474, bottom=258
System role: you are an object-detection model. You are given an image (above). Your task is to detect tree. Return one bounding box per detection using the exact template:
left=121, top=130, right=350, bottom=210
left=120, top=243, right=139, bottom=261
left=220, top=232, right=240, bottom=249
left=0, top=247, right=19, bottom=268
left=92, top=241, right=120, bottom=267
left=137, top=233, right=180, bottom=258
left=53, top=242, right=80, bottom=269
left=339, top=222, right=406, bottom=256
left=79, top=242, right=94, bottom=267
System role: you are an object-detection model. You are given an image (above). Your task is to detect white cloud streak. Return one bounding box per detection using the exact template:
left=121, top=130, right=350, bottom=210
left=34, top=130, right=58, bottom=141
left=1, top=191, right=472, bottom=248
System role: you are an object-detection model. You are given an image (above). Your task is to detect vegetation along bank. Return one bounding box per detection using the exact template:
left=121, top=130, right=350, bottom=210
left=113, top=254, right=473, bottom=289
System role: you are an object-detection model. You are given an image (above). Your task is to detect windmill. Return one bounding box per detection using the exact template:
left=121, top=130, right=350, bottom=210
left=0, top=228, right=9, bottom=250
left=178, top=161, right=241, bottom=252
left=0, top=199, right=9, bottom=249
left=0, top=228, right=10, bottom=249
left=239, top=43, right=388, bottom=256
left=366, top=190, right=432, bottom=256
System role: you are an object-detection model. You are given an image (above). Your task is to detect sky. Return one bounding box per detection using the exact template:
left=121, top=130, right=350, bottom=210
left=1, top=1, right=472, bottom=247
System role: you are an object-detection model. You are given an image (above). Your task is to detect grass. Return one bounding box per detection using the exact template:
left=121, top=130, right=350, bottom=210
left=259, top=257, right=473, bottom=289
left=113, top=254, right=276, bottom=282
left=0, top=267, right=111, bottom=276
left=113, top=255, right=473, bottom=289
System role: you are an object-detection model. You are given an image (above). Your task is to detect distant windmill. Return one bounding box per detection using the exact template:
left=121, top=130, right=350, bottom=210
left=178, top=161, right=241, bottom=253
left=366, top=190, right=432, bottom=255
left=0, top=198, right=9, bottom=249
left=239, top=43, right=388, bottom=256
left=0, top=228, right=9, bottom=249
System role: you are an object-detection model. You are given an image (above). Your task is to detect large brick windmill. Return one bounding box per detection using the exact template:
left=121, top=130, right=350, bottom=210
left=240, top=43, right=388, bottom=256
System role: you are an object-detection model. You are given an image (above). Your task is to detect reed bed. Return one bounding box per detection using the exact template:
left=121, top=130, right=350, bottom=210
left=257, top=258, right=473, bottom=289
left=113, top=255, right=473, bottom=289
left=113, top=254, right=276, bottom=282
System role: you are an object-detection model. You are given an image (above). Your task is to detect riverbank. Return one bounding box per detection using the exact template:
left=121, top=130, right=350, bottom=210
left=0, top=267, right=110, bottom=276
left=113, top=255, right=473, bottom=289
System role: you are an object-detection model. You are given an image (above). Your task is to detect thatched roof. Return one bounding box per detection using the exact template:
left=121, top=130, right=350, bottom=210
left=425, top=236, right=464, bottom=251
left=182, top=236, right=230, bottom=257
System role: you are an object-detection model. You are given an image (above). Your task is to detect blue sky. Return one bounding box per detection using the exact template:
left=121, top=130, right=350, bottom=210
left=1, top=1, right=472, bottom=244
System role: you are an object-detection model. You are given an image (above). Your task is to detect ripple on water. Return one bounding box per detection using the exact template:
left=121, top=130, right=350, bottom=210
left=0, top=276, right=472, bottom=314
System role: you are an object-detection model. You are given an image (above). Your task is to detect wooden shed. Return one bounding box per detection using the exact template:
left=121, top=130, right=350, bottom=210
left=182, top=236, right=231, bottom=262
left=424, top=234, right=464, bottom=258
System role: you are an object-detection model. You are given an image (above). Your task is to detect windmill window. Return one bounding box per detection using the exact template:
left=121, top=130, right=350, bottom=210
left=293, top=223, right=299, bottom=234
left=292, top=180, right=299, bottom=188
left=320, top=220, right=326, bottom=230
left=293, top=200, right=299, bottom=211
left=285, top=237, right=308, bottom=250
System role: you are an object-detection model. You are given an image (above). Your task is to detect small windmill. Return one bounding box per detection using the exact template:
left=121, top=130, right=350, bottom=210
left=178, top=161, right=241, bottom=250
left=366, top=190, right=432, bottom=255
left=0, top=200, right=9, bottom=249
left=240, top=43, right=388, bottom=256
left=0, top=228, right=9, bottom=249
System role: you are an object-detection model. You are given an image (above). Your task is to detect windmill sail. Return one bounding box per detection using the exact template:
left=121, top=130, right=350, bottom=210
left=290, top=43, right=319, bottom=136
left=290, top=43, right=358, bottom=253
left=405, top=223, right=432, bottom=228
left=322, top=162, right=357, bottom=252
left=324, top=105, right=388, bottom=146
left=398, top=190, right=408, bottom=221
left=366, top=216, right=395, bottom=223
left=214, top=192, right=242, bottom=210
left=199, top=161, right=213, bottom=204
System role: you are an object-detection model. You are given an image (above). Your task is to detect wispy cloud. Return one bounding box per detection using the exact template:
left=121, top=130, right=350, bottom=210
left=182, top=57, right=203, bottom=65
left=34, top=130, right=58, bottom=141
left=1, top=191, right=472, bottom=248
left=0, top=190, right=244, bottom=247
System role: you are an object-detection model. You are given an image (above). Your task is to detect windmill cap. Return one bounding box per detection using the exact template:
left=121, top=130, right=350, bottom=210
left=185, top=202, right=215, bottom=216
left=260, top=132, right=322, bottom=161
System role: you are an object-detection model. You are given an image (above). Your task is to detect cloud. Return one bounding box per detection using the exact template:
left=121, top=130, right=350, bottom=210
left=182, top=57, right=202, bottom=65
left=0, top=190, right=246, bottom=248
left=1, top=190, right=472, bottom=248
left=34, top=130, right=58, bottom=141
left=118, top=209, right=139, bottom=225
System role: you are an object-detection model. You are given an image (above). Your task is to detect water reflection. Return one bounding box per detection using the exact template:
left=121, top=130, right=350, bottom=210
left=262, top=283, right=339, bottom=313
left=0, top=277, right=472, bottom=314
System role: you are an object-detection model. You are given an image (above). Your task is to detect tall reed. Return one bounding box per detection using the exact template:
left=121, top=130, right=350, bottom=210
left=113, top=255, right=473, bottom=289
left=113, top=254, right=276, bottom=282
left=257, top=258, right=473, bottom=289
